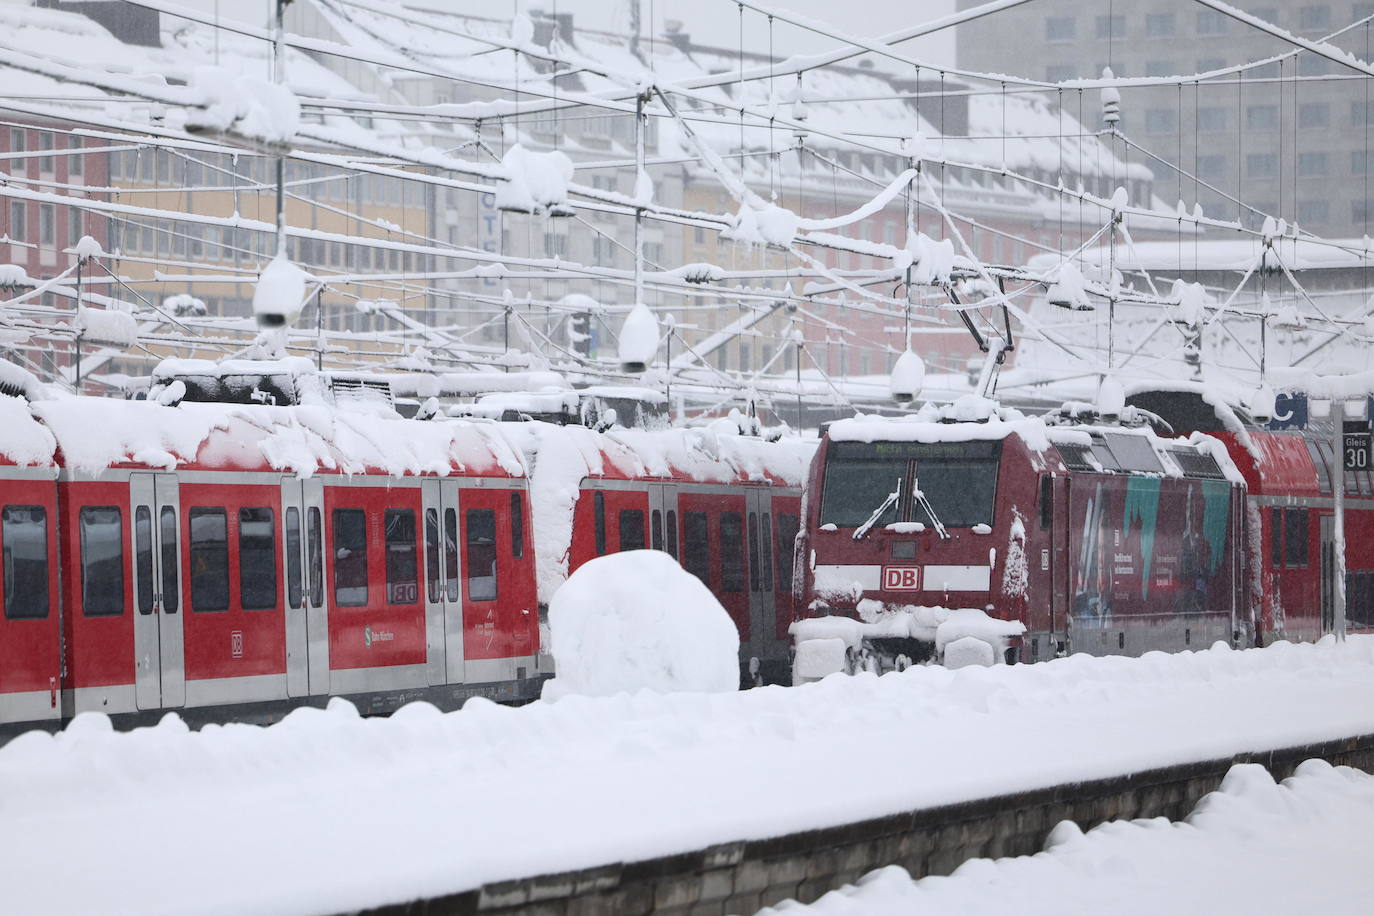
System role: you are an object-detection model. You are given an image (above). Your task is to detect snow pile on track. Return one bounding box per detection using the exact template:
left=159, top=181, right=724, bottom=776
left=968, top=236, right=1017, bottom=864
left=763, top=760, right=1374, bottom=915
left=5, top=638, right=1374, bottom=914
left=542, top=550, right=740, bottom=700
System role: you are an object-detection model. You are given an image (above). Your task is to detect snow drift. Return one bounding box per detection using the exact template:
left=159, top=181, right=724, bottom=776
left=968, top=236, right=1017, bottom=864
left=542, top=549, right=740, bottom=699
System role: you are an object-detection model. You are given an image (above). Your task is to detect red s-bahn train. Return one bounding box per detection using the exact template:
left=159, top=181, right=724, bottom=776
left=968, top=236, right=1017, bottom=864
left=0, top=372, right=809, bottom=742
left=794, top=386, right=1373, bottom=669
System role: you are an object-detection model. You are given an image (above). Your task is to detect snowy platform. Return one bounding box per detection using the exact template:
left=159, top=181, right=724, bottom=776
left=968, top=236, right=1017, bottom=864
left=5, top=638, right=1374, bottom=914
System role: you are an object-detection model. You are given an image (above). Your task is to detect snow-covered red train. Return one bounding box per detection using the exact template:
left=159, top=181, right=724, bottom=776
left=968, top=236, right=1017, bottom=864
left=0, top=372, right=810, bottom=741
left=793, top=386, right=1374, bottom=673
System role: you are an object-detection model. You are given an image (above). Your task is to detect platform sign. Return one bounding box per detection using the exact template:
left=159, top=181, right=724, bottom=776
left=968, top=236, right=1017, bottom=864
left=1267, top=392, right=1308, bottom=430
left=1344, top=420, right=1370, bottom=471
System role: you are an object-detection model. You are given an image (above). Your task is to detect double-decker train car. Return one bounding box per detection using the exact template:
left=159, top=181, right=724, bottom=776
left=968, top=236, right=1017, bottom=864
left=1125, top=385, right=1374, bottom=644
left=794, top=398, right=1247, bottom=668
left=511, top=423, right=814, bottom=686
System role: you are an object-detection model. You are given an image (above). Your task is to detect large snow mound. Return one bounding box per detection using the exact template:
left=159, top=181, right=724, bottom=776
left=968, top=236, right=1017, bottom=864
left=542, top=549, right=739, bottom=699
left=764, top=759, right=1374, bottom=915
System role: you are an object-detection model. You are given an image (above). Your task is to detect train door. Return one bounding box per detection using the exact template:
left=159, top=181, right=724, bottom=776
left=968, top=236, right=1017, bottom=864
left=421, top=478, right=463, bottom=685
left=281, top=478, right=329, bottom=696
left=745, top=490, right=781, bottom=684
left=460, top=487, right=515, bottom=682
left=129, top=472, right=185, bottom=710
left=1320, top=513, right=1336, bottom=633
left=647, top=484, right=679, bottom=559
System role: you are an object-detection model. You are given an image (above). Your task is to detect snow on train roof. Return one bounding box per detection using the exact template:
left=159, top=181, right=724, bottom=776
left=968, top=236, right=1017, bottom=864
left=29, top=398, right=526, bottom=479
left=828, top=400, right=1054, bottom=453
left=503, top=422, right=816, bottom=605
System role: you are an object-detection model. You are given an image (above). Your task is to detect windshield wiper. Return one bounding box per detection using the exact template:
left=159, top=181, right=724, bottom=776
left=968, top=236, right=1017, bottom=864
left=911, top=475, right=950, bottom=540
left=853, top=477, right=902, bottom=541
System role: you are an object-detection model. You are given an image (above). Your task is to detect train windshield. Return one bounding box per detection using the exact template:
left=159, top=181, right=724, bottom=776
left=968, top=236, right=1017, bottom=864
left=819, top=441, right=1001, bottom=529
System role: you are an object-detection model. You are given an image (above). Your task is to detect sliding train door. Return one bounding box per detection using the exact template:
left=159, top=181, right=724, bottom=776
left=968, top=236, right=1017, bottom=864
left=129, top=472, right=185, bottom=710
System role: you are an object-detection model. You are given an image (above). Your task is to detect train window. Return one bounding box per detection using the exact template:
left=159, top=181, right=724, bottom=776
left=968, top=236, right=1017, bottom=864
left=651, top=509, right=664, bottom=552
left=594, top=491, right=607, bottom=555
left=510, top=493, right=525, bottom=559
left=761, top=514, right=773, bottom=593
left=190, top=508, right=229, bottom=612
left=1270, top=507, right=1283, bottom=568
left=683, top=511, right=710, bottom=586
left=1102, top=433, right=1163, bottom=474
left=721, top=512, right=745, bottom=593
left=135, top=506, right=153, bottom=615
left=1306, top=439, right=1332, bottom=494
left=819, top=444, right=906, bottom=528
left=79, top=507, right=124, bottom=617
left=619, top=509, right=645, bottom=552
left=917, top=459, right=1000, bottom=528
left=3, top=506, right=48, bottom=620
left=747, top=513, right=761, bottom=591
left=385, top=509, right=419, bottom=605
left=307, top=507, right=323, bottom=607
left=1285, top=507, right=1309, bottom=568
left=776, top=513, right=799, bottom=594
left=425, top=508, right=441, bottom=603
left=1039, top=477, right=1053, bottom=530
left=1087, top=437, right=1121, bottom=473
left=332, top=508, right=368, bottom=607
left=160, top=507, right=178, bottom=614
left=1349, top=571, right=1374, bottom=627
left=444, top=509, right=459, bottom=602
left=465, top=509, right=497, bottom=601
left=666, top=510, right=678, bottom=559
left=285, top=506, right=302, bottom=610
left=239, top=508, right=277, bottom=610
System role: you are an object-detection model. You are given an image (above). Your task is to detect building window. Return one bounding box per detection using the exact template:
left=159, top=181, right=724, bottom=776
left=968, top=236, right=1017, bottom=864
left=1247, top=154, right=1279, bottom=177
left=238, top=508, right=277, bottom=610
left=79, top=507, right=123, bottom=617
left=1247, top=105, right=1279, bottom=130
left=1197, top=58, right=1226, bottom=73
left=1046, top=64, right=1077, bottom=82
left=190, top=507, right=229, bottom=612
left=1197, top=155, right=1226, bottom=180
left=1145, top=13, right=1175, bottom=36
left=9, top=128, right=24, bottom=154
left=1297, top=200, right=1330, bottom=224
left=1354, top=200, right=1371, bottom=224
left=1145, top=60, right=1176, bottom=78
left=1352, top=101, right=1373, bottom=126
left=1095, top=14, right=1124, bottom=38
left=1197, top=10, right=1227, bottom=34
left=332, top=508, right=368, bottom=607
left=1197, top=107, right=1227, bottom=131
left=1299, top=5, right=1331, bottom=30
left=1298, top=152, right=1329, bottom=176
left=3, top=506, right=48, bottom=620
left=8, top=202, right=25, bottom=242
left=1145, top=109, right=1177, bottom=132
left=1298, top=55, right=1329, bottom=76
left=1045, top=16, right=1075, bottom=40
left=1299, top=103, right=1330, bottom=128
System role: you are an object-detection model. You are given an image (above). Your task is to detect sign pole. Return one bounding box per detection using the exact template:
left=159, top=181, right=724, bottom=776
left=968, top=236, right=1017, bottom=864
left=1334, top=414, right=1346, bottom=640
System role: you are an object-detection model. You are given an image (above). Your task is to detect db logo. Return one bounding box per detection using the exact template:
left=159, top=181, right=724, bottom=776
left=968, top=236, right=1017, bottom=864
left=882, top=566, right=921, bottom=590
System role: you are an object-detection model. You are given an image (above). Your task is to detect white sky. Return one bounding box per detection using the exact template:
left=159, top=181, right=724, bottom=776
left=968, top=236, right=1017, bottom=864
left=175, top=0, right=959, bottom=68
